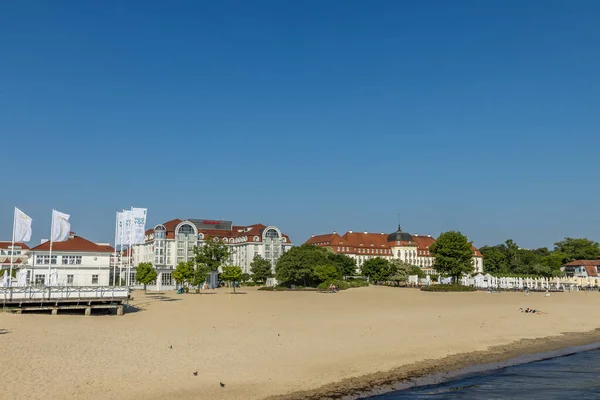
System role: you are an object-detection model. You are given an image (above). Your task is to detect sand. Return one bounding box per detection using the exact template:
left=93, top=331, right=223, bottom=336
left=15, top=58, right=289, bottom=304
left=2, top=285, right=600, bottom=400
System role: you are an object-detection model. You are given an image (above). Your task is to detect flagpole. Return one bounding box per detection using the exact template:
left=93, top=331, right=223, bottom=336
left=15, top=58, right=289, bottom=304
left=120, top=209, right=124, bottom=286
left=113, top=210, right=118, bottom=286
left=48, top=210, right=54, bottom=286
left=128, top=206, right=133, bottom=288
left=9, top=208, right=16, bottom=287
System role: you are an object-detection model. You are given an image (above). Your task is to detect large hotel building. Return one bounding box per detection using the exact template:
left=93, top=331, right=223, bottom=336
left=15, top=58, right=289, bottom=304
left=132, top=218, right=292, bottom=288
left=305, top=225, right=483, bottom=275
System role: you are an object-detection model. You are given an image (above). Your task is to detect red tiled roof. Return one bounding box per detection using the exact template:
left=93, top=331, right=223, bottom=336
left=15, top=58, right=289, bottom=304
left=0, top=242, right=30, bottom=250
left=305, top=233, right=344, bottom=246
left=145, top=220, right=292, bottom=244
left=31, top=236, right=114, bottom=253
left=1, top=258, right=24, bottom=264
left=563, top=260, right=600, bottom=267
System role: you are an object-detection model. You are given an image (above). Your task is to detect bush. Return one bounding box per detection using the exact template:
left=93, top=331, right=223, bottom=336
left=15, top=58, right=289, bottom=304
left=258, top=286, right=318, bottom=292
left=421, top=284, right=476, bottom=292
left=317, top=280, right=349, bottom=291
left=346, top=279, right=369, bottom=288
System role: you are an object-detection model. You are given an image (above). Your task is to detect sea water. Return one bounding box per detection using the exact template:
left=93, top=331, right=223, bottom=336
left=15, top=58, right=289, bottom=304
left=366, top=349, right=600, bottom=400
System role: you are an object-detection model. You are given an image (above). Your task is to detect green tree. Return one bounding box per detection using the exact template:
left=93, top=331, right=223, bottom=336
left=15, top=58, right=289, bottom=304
left=313, top=264, right=341, bottom=282
left=388, top=259, right=413, bottom=282
left=410, top=265, right=426, bottom=279
left=135, top=262, right=157, bottom=294
left=250, top=255, right=273, bottom=283
left=172, top=261, right=194, bottom=289
left=220, top=265, right=242, bottom=293
left=479, top=245, right=508, bottom=274
left=361, top=257, right=395, bottom=282
left=554, top=238, right=600, bottom=262
left=327, top=253, right=357, bottom=277
left=429, top=231, right=474, bottom=282
left=192, top=236, right=231, bottom=292
left=275, top=244, right=329, bottom=286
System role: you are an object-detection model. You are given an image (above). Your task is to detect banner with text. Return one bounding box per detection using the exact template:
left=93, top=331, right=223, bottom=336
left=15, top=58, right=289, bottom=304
left=131, top=207, right=147, bottom=245
left=118, top=210, right=132, bottom=247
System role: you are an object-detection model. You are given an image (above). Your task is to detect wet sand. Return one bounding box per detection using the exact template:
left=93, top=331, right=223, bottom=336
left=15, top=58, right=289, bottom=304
left=2, top=286, right=600, bottom=400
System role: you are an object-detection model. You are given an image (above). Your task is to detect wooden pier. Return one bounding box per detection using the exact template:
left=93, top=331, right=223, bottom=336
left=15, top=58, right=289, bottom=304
left=0, top=286, right=131, bottom=316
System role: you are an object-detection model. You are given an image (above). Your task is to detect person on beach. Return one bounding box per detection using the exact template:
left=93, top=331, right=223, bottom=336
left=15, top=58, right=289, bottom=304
left=521, top=308, right=547, bottom=314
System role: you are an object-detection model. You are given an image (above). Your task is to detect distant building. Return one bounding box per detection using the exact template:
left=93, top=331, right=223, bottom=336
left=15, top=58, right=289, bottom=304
left=0, top=242, right=30, bottom=271
left=305, top=225, right=483, bottom=275
left=562, top=260, right=600, bottom=278
left=24, top=233, right=114, bottom=286
left=132, top=218, right=292, bottom=289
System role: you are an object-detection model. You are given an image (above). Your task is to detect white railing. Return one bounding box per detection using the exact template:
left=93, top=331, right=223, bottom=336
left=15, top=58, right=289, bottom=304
left=1, top=286, right=130, bottom=302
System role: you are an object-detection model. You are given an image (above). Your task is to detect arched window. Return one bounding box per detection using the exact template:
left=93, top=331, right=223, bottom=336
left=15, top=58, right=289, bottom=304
left=178, top=224, right=194, bottom=236
left=265, top=229, right=279, bottom=239
left=154, top=225, right=166, bottom=239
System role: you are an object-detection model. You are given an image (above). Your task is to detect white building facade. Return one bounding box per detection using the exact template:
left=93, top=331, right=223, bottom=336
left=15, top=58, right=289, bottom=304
left=0, top=242, right=30, bottom=273
left=131, top=218, right=292, bottom=289
left=25, top=234, right=114, bottom=286
left=306, top=226, right=484, bottom=275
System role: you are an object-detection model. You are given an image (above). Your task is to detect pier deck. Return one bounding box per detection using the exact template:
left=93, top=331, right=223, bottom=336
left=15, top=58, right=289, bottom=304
left=1, top=286, right=131, bottom=316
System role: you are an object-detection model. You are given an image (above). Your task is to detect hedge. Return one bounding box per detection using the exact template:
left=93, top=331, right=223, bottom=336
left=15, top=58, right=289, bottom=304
left=421, top=284, right=476, bottom=292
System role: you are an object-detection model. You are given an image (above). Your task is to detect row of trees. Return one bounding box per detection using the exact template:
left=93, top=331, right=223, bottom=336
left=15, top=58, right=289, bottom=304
left=480, top=238, right=600, bottom=277
left=273, top=245, right=357, bottom=286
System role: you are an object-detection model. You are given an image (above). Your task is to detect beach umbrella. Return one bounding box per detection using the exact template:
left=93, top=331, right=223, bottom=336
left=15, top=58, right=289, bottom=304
left=17, top=269, right=27, bottom=287
left=1, top=269, right=8, bottom=287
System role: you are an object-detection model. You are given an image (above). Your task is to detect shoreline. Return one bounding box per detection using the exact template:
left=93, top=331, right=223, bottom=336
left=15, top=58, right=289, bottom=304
left=266, top=328, right=600, bottom=400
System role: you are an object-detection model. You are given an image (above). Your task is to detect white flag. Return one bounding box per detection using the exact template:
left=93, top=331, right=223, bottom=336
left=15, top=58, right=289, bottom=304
left=120, top=210, right=132, bottom=246
left=51, top=210, right=71, bottom=242
left=13, top=208, right=33, bottom=242
left=131, top=207, right=147, bottom=245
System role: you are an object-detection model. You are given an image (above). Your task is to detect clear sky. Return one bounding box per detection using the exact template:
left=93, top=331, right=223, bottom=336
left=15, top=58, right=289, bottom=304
left=1, top=1, right=599, bottom=249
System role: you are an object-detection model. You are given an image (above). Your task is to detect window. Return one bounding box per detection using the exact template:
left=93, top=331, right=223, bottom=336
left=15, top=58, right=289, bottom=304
left=92, top=275, right=99, bottom=285
left=36, top=255, right=57, bottom=265
left=265, top=229, right=279, bottom=239
left=67, top=275, right=74, bottom=285
left=35, top=275, right=45, bottom=285
left=62, top=255, right=82, bottom=265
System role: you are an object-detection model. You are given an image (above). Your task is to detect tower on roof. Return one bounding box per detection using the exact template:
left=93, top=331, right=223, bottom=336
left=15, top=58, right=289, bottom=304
left=387, top=223, right=413, bottom=243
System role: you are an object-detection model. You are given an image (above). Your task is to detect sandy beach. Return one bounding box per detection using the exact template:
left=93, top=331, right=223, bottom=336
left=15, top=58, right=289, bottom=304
left=2, top=286, right=600, bottom=400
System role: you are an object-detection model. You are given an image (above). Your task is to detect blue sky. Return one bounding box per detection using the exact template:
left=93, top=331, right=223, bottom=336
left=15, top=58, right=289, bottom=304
left=1, top=1, right=599, bottom=249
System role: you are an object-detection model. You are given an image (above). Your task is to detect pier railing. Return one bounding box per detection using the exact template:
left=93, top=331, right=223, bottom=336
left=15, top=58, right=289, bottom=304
left=0, top=286, right=130, bottom=303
